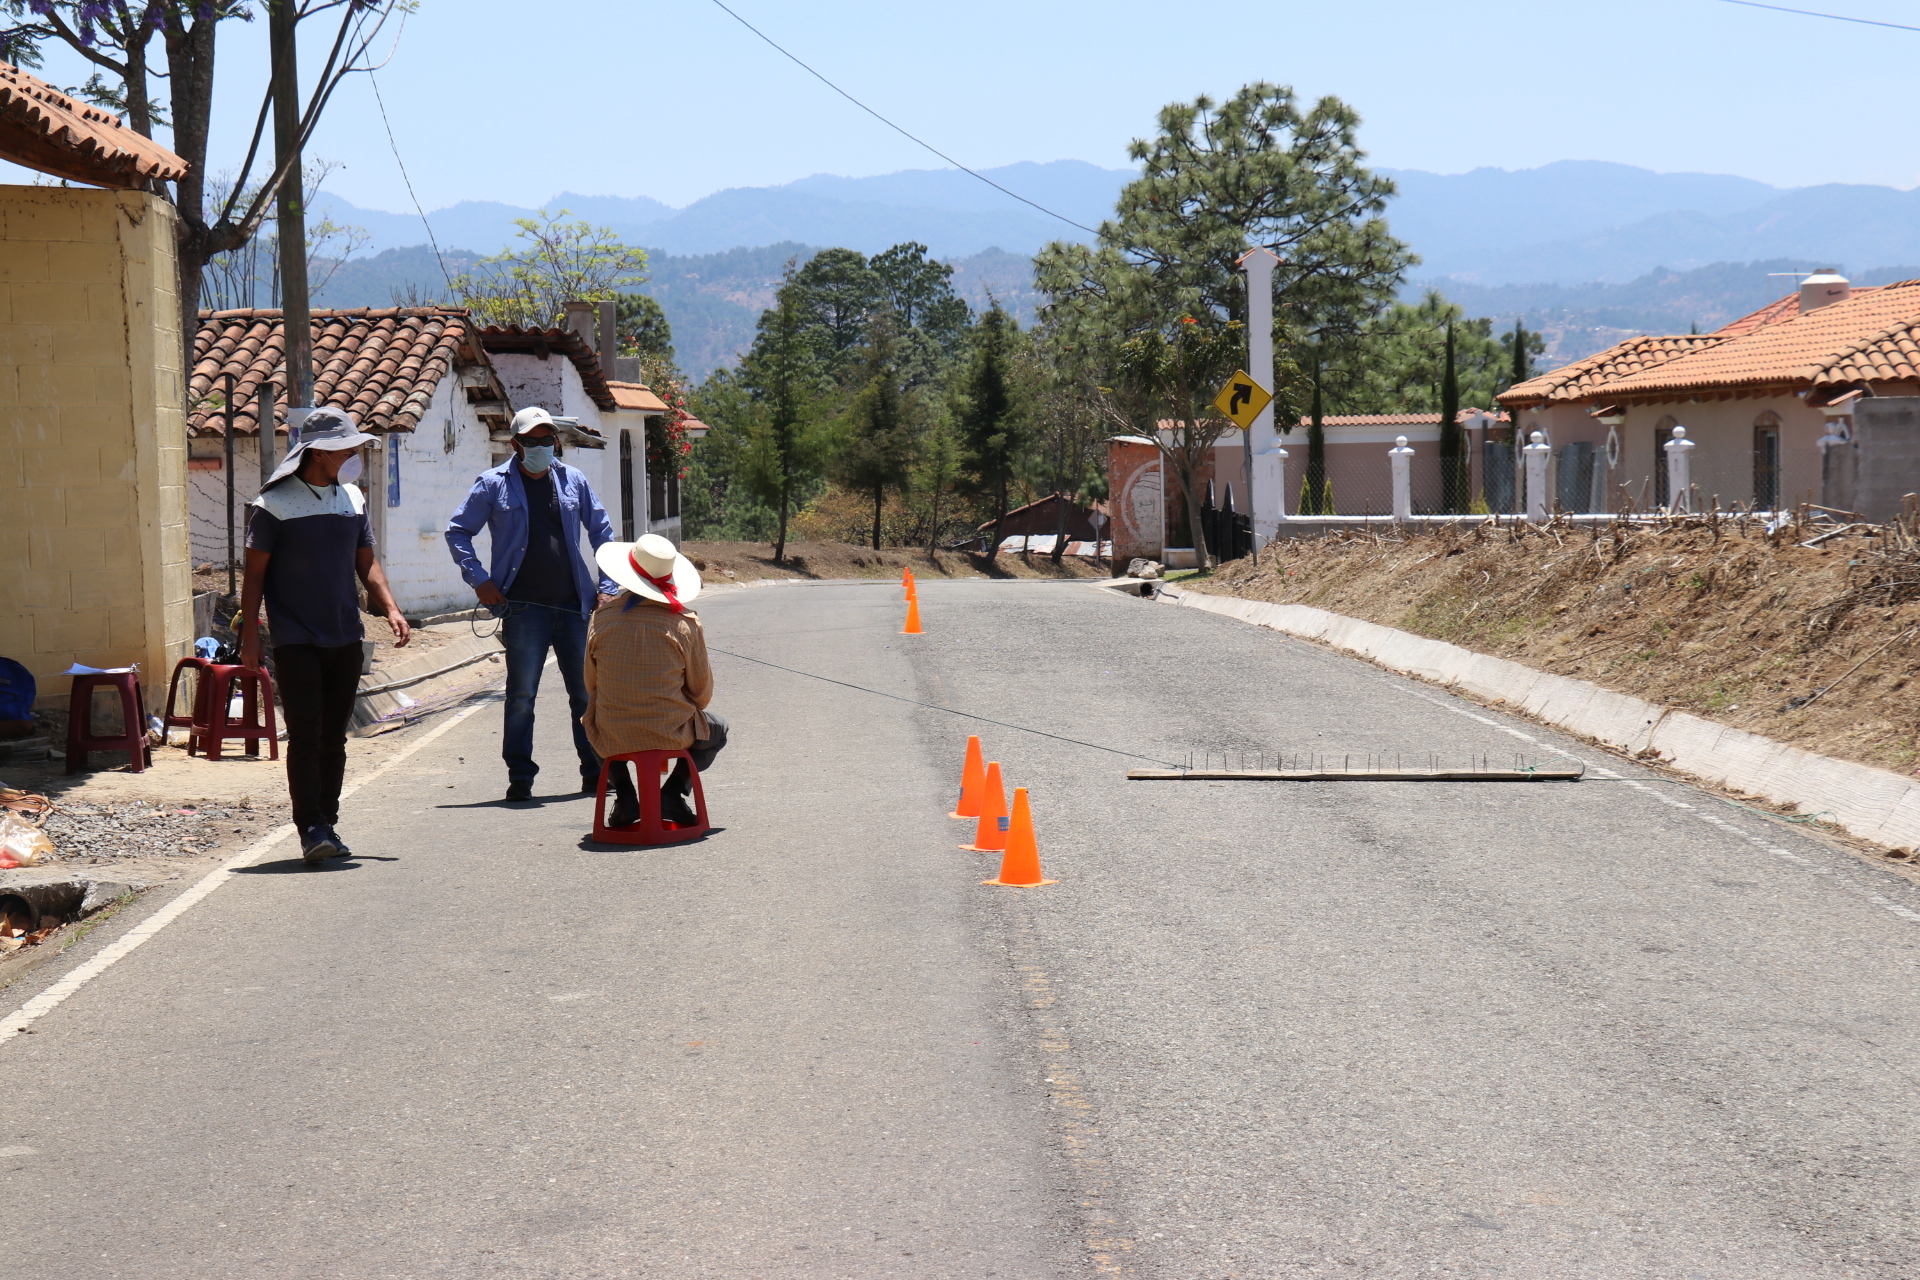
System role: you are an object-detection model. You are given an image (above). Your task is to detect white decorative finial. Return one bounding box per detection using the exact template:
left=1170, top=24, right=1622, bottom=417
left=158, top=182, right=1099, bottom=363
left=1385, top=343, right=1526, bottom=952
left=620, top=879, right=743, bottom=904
left=1671, top=425, right=1687, bottom=439
left=1530, top=430, right=1545, bottom=444
left=1395, top=435, right=1408, bottom=447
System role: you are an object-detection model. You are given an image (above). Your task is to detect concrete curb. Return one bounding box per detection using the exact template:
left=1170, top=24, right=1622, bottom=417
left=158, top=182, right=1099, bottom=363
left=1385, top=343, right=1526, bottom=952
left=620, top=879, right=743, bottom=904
left=1159, top=585, right=1920, bottom=852
left=354, top=628, right=503, bottom=730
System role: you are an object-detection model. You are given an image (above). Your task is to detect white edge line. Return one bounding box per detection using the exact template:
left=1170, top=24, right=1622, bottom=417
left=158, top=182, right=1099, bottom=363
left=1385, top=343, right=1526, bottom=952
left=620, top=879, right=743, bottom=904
left=0, top=696, right=493, bottom=1047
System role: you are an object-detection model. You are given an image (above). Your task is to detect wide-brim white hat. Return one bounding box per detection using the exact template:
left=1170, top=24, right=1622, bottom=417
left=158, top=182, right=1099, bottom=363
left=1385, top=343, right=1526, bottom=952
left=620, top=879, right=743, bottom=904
left=596, top=534, right=703, bottom=608
left=263, top=406, right=375, bottom=488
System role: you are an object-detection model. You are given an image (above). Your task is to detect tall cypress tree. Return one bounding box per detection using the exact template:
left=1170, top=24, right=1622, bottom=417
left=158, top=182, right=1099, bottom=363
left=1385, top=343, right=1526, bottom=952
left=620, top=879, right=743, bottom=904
left=955, top=305, right=1026, bottom=559
left=1302, top=349, right=1330, bottom=515
left=1438, top=320, right=1464, bottom=512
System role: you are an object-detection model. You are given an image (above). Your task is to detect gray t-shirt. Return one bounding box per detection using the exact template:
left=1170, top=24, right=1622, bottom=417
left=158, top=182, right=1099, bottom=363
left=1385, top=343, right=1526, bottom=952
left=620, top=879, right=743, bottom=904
left=245, top=479, right=375, bottom=649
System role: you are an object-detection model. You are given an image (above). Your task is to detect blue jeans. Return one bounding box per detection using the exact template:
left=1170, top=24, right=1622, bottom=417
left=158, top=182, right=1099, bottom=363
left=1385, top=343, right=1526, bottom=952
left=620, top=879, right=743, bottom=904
left=500, top=602, right=597, bottom=785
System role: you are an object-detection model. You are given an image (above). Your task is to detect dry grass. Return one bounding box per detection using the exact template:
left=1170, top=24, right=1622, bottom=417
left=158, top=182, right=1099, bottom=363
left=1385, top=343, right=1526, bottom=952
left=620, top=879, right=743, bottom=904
left=1198, top=512, right=1920, bottom=777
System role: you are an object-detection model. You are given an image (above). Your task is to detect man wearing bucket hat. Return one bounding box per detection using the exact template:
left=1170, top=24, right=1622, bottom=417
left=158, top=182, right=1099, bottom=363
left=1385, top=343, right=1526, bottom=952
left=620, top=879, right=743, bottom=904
left=583, top=533, right=728, bottom=828
left=239, top=405, right=410, bottom=866
left=445, top=405, right=620, bottom=802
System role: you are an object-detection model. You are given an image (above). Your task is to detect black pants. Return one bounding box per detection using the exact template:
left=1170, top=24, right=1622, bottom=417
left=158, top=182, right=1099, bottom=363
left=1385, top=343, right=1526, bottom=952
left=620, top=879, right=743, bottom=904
left=607, top=712, right=729, bottom=803
left=274, top=642, right=362, bottom=831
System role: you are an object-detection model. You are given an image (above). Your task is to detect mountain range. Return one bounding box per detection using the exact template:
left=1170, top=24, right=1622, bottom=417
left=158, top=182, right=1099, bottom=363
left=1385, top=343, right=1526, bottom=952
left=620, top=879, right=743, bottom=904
left=308, top=158, right=1920, bottom=378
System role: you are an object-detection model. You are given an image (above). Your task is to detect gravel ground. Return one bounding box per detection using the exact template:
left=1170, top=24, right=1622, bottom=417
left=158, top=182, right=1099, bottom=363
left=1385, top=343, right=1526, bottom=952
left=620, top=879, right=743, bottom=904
left=36, top=799, right=277, bottom=863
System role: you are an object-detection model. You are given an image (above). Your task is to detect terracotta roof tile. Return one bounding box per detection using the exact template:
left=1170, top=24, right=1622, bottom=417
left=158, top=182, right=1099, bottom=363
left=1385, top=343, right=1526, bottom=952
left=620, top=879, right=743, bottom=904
left=0, top=58, right=186, bottom=186
left=1498, top=333, right=1729, bottom=407
left=1598, top=280, right=1920, bottom=398
left=605, top=380, right=671, bottom=413
left=1715, top=285, right=1887, bottom=337
left=189, top=307, right=480, bottom=437
left=477, top=325, right=619, bottom=413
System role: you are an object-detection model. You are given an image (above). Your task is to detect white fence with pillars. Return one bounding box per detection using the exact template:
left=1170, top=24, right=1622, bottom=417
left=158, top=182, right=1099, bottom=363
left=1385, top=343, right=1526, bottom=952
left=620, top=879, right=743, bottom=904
left=1268, top=425, right=1724, bottom=532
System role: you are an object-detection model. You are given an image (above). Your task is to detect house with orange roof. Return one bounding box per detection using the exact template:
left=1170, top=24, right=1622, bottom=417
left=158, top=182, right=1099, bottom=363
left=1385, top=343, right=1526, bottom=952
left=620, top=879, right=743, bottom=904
left=1497, top=272, right=1918, bottom=513
left=187, top=305, right=686, bottom=618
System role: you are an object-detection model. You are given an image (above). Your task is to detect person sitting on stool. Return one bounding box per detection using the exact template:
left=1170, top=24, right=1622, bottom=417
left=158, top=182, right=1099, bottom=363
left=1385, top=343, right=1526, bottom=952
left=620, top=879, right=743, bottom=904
left=582, top=534, right=727, bottom=827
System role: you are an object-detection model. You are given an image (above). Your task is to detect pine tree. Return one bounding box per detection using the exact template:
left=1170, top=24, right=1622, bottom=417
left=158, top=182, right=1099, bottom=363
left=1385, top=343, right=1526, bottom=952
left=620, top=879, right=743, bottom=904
left=834, top=318, right=918, bottom=551
left=1302, top=350, right=1331, bottom=515
left=955, top=305, right=1027, bottom=559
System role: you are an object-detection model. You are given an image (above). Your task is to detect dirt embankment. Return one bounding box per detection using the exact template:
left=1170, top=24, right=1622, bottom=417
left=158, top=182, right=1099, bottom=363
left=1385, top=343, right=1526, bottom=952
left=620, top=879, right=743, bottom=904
left=1198, top=516, right=1920, bottom=777
left=684, top=541, right=1109, bottom=584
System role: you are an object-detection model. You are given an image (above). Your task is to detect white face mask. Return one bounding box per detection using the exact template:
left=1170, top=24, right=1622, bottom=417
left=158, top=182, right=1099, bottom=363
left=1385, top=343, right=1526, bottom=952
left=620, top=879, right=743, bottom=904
left=337, top=453, right=364, bottom=483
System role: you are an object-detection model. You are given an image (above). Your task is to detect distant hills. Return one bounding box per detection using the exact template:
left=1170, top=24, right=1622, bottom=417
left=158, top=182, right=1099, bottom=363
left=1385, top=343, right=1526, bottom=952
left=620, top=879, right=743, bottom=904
left=307, top=158, right=1920, bottom=378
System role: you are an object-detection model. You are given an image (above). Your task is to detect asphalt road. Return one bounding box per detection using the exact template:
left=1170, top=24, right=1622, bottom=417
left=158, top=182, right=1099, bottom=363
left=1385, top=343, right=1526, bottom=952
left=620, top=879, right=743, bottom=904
left=7, top=577, right=1920, bottom=1278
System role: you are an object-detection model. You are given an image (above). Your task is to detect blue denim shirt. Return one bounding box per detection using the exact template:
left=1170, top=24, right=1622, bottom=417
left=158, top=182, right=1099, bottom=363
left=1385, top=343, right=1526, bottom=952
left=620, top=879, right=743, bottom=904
left=445, top=459, right=618, bottom=617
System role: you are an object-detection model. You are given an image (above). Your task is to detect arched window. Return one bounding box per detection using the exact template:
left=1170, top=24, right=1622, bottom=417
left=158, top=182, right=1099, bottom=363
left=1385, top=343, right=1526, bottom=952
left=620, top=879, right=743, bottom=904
left=1654, top=416, right=1677, bottom=507
left=1753, top=411, right=1781, bottom=511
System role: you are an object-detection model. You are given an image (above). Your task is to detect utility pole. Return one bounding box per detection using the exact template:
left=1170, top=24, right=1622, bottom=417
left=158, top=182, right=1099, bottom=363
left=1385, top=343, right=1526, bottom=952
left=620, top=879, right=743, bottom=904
left=271, top=0, right=313, bottom=422
left=1237, top=247, right=1285, bottom=550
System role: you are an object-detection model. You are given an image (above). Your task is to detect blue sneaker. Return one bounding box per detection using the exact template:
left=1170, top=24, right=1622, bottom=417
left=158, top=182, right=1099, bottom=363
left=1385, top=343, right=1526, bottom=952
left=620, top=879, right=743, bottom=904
left=300, top=825, right=340, bottom=867
left=325, top=826, right=353, bottom=857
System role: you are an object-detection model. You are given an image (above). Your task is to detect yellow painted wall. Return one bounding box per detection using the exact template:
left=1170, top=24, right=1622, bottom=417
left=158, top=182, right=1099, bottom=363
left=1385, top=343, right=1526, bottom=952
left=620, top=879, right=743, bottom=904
left=0, top=185, right=188, bottom=710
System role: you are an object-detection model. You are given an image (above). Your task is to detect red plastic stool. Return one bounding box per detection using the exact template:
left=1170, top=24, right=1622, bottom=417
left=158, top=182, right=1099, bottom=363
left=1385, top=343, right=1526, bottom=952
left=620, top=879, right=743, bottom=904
left=189, top=664, right=280, bottom=761
left=65, top=670, right=150, bottom=775
left=163, top=657, right=213, bottom=736
left=591, top=749, right=710, bottom=844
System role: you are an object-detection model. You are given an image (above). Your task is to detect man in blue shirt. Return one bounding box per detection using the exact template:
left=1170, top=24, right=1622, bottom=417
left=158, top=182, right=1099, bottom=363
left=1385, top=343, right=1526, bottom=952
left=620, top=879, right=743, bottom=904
left=446, top=406, right=618, bottom=801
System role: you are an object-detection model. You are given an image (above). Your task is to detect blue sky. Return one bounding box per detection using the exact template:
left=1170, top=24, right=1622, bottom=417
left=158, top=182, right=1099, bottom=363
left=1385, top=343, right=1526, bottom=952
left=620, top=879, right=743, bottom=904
left=8, top=0, right=1919, bottom=208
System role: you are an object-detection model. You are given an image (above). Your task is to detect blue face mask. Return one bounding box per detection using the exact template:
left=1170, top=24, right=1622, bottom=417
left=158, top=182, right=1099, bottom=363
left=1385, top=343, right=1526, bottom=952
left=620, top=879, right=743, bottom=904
left=519, top=443, right=555, bottom=473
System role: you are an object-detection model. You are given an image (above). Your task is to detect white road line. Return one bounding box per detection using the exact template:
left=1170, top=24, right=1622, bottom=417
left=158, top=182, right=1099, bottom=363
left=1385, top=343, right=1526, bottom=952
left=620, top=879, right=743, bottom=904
left=1384, top=678, right=1920, bottom=928
left=0, top=697, right=493, bottom=1047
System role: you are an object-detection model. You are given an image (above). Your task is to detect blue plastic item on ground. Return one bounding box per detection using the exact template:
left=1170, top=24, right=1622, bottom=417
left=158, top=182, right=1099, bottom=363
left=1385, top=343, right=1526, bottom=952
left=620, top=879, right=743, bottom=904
left=0, top=657, right=34, bottom=721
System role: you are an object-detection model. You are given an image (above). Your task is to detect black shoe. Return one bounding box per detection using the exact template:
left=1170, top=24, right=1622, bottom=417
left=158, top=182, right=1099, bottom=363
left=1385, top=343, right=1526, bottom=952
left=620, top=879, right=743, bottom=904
left=608, top=795, right=640, bottom=828
left=505, top=779, right=533, bottom=802
left=659, top=788, right=698, bottom=827
left=300, top=825, right=340, bottom=866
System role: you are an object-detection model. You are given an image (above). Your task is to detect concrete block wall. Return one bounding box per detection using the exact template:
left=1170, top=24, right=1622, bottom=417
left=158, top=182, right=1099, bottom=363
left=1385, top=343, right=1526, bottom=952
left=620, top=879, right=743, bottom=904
left=1, top=186, right=189, bottom=709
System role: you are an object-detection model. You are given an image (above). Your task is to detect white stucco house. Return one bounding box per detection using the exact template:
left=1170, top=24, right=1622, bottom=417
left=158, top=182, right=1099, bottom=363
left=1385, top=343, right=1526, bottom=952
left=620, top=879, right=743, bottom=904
left=186, top=304, right=690, bottom=619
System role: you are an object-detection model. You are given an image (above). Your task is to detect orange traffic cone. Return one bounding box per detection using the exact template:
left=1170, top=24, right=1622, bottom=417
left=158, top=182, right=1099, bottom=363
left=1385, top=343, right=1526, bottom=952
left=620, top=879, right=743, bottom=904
left=903, top=567, right=916, bottom=598
left=960, top=761, right=1009, bottom=851
left=902, top=596, right=923, bottom=634
left=984, top=787, right=1055, bottom=887
left=950, top=735, right=986, bottom=819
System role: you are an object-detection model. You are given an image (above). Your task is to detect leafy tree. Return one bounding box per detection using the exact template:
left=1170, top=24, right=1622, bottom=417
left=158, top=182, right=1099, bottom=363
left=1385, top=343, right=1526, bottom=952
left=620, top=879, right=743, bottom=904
left=1020, top=327, right=1107, bottom=563
left=616, top=293, right=675, bottom=362
left=911, top=412, right=963, bottom=553
left=954, top=304, right=1028, bottom=560
left=834, top=317, right=919, bottom=551
left=1037, top=82, right=1411, bottom=363
left=1, top=1, right=409, bottom=361
left=870, top=241, right=972, bottom=360
left=454, top=210, right=648, bottom=329
left=200, top=158, right=369, bottom=310
left=787, top=248, right=883, bottom=370
left=1095, top=315, right=1245, bottom=568
left=734, top=286, right=831, bottom=564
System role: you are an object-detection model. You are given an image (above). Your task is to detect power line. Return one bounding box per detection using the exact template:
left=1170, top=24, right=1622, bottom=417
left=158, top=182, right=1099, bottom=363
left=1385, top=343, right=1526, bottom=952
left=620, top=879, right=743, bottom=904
left=1714, top=0, right=1920, bottom=31
left=367, top=68, right=453, bottom=295
left=709, top=646, right=1179, bottom=768
left=704, top=0, right=1101, bottom=237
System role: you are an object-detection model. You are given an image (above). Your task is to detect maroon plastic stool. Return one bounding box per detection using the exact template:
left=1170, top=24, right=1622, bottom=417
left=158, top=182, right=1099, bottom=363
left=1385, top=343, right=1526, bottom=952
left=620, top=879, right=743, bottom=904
left=591, top=749, right=710, bottom=844
left=163, top=656, right=213, bottom=736
left=65, top=670, right=150, bottom=775
left=189, top=664, right=279, bottom=762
